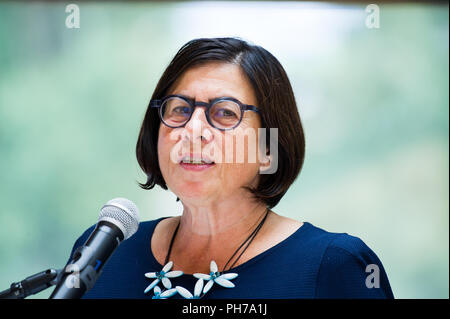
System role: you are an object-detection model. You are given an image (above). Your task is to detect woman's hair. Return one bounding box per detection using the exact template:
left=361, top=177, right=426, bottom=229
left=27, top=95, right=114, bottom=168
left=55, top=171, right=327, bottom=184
left=136, top=37, right=305, bottom=208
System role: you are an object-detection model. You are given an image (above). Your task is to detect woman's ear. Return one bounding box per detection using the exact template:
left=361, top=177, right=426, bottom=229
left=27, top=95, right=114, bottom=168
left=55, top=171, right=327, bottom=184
left=259, top=144, right=278, bottom=175
left=258, top=148, right=271, bottom=173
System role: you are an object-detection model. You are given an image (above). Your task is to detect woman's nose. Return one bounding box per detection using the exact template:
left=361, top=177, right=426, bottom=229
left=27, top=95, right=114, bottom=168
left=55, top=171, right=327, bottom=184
left=183, top=107, right=214, bottom=142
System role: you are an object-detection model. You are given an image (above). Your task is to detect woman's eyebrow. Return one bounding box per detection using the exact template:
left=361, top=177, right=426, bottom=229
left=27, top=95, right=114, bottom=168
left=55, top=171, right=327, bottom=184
left=174, top=93, right=239, bottom=102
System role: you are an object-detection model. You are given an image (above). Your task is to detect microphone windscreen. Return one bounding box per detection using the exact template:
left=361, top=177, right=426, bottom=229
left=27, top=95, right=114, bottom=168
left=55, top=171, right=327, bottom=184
left=99, top=198, right=140, bottom=240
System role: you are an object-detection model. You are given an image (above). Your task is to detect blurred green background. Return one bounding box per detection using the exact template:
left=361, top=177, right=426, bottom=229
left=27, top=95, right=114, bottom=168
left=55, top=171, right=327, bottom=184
left=0, top=1, right=448, bottom=298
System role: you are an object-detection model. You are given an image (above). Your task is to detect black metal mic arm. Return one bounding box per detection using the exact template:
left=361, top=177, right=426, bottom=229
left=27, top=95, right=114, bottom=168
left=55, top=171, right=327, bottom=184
left=0, top=268, right=61, bottom=299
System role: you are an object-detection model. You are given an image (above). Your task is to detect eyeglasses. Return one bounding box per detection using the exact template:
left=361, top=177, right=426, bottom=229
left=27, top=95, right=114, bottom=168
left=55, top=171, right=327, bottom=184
left=150, top=94, right=260, bottom=131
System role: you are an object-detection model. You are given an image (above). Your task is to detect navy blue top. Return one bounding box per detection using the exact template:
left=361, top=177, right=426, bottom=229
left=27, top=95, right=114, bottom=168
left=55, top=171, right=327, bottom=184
left=67, top=218, right=394, bottom=299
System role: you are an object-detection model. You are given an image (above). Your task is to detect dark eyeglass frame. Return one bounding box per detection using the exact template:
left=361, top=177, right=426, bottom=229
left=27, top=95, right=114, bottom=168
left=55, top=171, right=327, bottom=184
left=150, top=94, right=260, bottom=131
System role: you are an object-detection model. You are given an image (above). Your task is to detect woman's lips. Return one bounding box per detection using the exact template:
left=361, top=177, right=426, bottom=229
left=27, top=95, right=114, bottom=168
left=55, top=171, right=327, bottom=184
left=179, top=162, right=215, bottom=171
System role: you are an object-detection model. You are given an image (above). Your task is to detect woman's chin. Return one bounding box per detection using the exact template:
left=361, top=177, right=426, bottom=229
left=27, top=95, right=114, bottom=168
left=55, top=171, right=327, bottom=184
left=173, top=184, right=220, bottom=203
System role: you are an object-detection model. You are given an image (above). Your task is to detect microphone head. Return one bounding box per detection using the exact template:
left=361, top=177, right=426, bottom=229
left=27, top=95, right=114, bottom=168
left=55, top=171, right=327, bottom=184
left=99, top=198, right=140, bottom=240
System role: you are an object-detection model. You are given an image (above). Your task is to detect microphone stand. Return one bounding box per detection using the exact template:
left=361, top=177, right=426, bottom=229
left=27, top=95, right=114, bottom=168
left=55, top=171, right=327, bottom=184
left=0, top=268, right=61, bottom=299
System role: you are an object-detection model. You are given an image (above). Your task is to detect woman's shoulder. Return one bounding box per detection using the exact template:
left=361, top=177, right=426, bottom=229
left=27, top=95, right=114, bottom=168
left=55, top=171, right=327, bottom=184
left=302, top=222, right=378, bottom=261
left=301, top=223, right=394, bottom=298
left=249, top=215, right=375, bottom=269
left=135, top=217, right=171, bottom=236
left=69, top=217, right=171, bottom=255
left=278, top=221, right=385, bottom=273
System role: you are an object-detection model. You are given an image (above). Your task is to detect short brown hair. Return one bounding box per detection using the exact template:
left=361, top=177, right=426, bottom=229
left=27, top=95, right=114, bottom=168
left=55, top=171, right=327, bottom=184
left=136, top=37, right=305, bottom=208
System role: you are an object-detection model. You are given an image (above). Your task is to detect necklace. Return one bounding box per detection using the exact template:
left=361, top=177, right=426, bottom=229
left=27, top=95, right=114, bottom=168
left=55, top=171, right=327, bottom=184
left=144, top=208, right=270, bottom=299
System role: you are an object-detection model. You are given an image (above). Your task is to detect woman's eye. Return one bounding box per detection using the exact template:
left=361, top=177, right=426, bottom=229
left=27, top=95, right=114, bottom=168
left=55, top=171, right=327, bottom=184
left=172, top=106, right=191, bottom=115
left=216, top=108, right=238, bottom=118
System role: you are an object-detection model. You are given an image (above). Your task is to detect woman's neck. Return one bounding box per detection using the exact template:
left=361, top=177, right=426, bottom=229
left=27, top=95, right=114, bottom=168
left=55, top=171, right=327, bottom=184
left=167, top=195, right=269, bottom=272
left=179, top=200, right=267, bottom=237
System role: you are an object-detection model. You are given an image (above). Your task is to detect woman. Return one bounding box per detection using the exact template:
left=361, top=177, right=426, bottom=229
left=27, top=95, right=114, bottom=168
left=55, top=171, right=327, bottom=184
left=69, top=37, right=394, bottom=299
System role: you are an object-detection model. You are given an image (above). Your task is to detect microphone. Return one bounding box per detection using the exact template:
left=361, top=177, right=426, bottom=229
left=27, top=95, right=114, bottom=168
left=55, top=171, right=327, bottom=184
left=50, top=198, right=140, bottom=299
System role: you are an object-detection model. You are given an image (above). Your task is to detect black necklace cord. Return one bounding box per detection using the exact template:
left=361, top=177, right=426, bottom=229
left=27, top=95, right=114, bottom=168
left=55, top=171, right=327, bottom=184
left=164, top=221, right=180, bottom=266
left=164, top=207, right=270, bottom=273
left=222, top=207, right=270, bottom=272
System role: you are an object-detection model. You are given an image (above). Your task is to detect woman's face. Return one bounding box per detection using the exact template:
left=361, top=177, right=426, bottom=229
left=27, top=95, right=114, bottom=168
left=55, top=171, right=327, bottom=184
left=157, top=62, right=265, bottom=205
